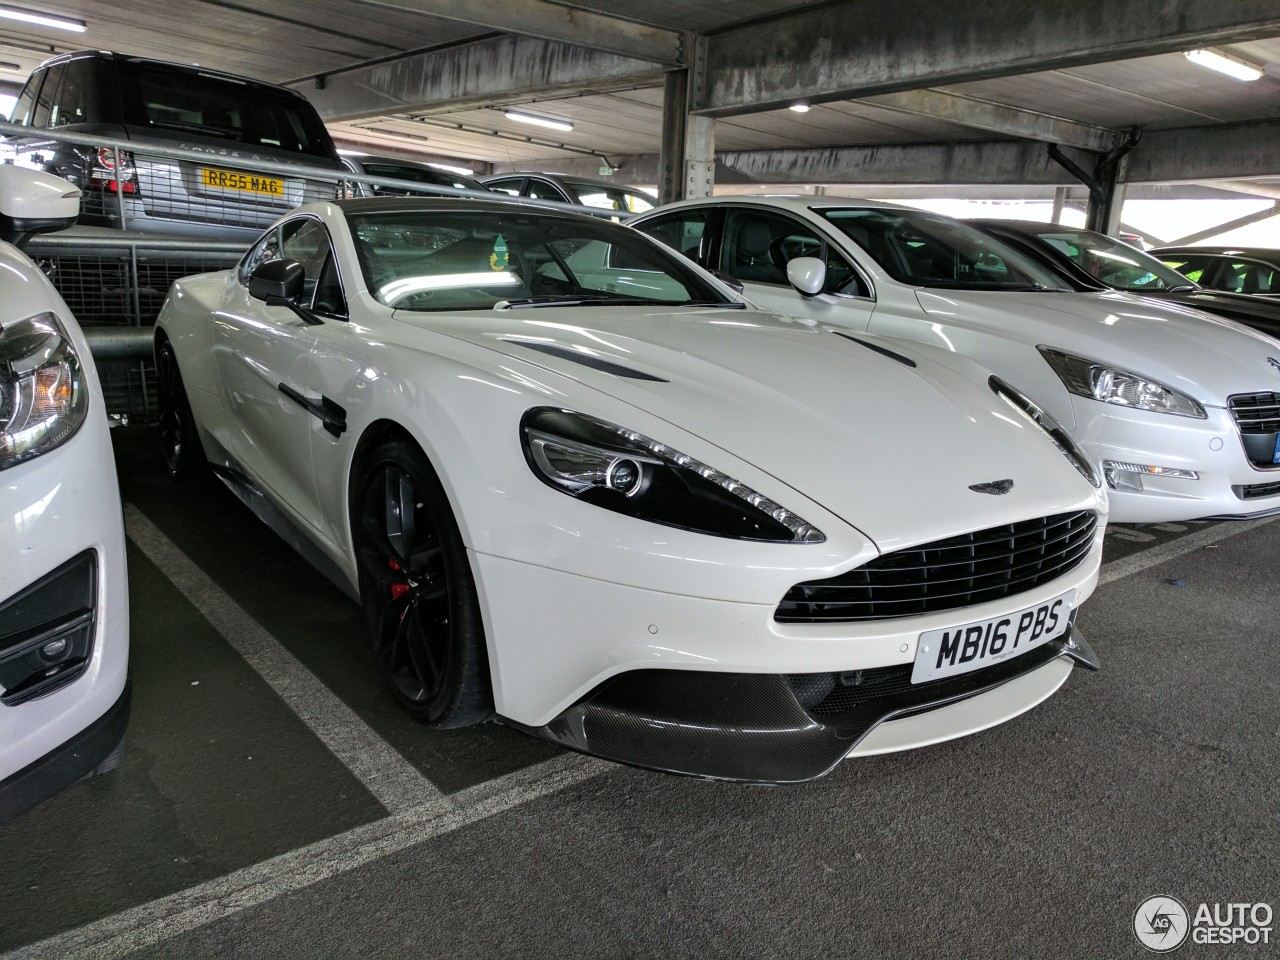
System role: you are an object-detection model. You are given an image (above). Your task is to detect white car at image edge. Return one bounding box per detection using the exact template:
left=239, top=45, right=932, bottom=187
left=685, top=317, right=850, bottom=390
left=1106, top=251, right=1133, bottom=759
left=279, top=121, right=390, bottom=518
left=632, top=196, right=1280, bottom=524
left=0, top=166, right=130, bottom=823
left=156, top=196, right=1105, bottom=782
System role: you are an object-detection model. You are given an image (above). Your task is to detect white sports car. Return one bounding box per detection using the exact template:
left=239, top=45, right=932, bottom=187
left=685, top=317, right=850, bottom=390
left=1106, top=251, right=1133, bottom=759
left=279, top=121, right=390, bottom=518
left=0, top=167, right=130, bottom=822
left=156, top=197, right=1106, bottom=782
left=632, top=196, right=1280, bottom=524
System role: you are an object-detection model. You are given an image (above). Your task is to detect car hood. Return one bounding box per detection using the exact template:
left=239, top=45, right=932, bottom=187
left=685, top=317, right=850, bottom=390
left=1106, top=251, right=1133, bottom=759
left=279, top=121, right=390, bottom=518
left=914, top=289, right=1280, bottom=406
left=401, top=306, right=1099, bottom=552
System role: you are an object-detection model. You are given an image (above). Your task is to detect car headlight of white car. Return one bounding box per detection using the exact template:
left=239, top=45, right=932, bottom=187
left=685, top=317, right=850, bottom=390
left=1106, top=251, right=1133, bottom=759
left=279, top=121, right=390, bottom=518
left=521, top=407, right=825, bottom=542
left=1038, top=346, right=1206, bottom=419
left=990, top=376, right=1101, bottom=488
left=0, top=311, right=89, bottom=470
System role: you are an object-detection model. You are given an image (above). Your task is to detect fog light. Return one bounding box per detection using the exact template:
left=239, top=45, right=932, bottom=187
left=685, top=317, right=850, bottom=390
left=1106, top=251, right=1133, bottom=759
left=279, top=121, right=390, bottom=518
left=1103, top=460, right=1198, bottom=491
left=41, top=637, right=69, bottom=660
left=606, top=457, right=643, bottom=496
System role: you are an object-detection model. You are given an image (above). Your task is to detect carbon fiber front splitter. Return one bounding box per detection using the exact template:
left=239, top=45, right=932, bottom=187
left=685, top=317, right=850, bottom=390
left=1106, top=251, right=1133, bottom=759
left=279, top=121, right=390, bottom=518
left=505, top=628, right=1098, bottom=784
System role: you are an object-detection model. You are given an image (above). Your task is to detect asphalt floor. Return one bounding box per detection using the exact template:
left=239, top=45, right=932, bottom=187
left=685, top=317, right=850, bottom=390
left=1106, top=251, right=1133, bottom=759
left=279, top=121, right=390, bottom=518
left=1, top=425, right=1276, bottom=959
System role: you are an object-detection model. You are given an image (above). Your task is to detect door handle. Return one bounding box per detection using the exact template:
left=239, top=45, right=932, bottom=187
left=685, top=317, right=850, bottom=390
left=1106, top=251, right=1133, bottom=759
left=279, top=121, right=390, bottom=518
left=277, top=383, right=346, bottom=437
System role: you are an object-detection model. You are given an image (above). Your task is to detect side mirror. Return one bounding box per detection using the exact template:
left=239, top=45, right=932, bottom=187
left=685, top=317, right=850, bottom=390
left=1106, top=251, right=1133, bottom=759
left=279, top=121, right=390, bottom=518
left=249, top=259, right=305, bottom=303
left=786, top=257, right=826, bottom=297
left=0, top=165, right=81, bottom=248
left=710, top=270, right=744, bottom=294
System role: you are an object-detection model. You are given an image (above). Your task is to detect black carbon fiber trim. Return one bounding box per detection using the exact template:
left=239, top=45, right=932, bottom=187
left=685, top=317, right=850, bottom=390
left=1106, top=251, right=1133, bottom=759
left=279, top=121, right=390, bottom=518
left=506, top=626, right=1096, bottom=783
left=503, top=339, right=668, bottom=381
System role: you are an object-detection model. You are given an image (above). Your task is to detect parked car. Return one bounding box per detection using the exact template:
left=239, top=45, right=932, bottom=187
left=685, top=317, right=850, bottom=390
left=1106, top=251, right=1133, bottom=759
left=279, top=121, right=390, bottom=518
left=0, top=166, right=129, bottom=823
left=971, top=219, right=1280, bottom=339
left=632, top=196, right=1280, bottom=524
left=4, top=50, right=343, bottom=239
left=480, top=172, right=656, bottom=214
left=339, top=153, right=491, bottom=197
left=154, top=196, right=1105, bottom=783
left=1154, top=245, right=1280, bottom=298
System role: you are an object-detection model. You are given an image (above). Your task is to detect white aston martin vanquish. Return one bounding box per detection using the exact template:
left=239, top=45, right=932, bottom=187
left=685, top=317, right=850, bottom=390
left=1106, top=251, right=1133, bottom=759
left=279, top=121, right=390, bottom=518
left=156, top=198, right=1106, bottom=782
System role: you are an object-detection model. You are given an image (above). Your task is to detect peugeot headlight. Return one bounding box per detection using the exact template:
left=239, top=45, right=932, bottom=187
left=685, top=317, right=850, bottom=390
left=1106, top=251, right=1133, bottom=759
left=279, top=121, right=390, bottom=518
left=1038, top=346, right=1206, bottom=419
left=990, top=377, right=1100, bottom=487
left=521, top=407, right=825, bottom=543
left=0, top=312, right=89, bottom=470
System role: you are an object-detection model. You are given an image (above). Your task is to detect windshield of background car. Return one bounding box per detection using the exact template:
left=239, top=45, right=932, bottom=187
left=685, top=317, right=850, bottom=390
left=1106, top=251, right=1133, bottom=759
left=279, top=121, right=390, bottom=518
left=820, top=208, right=1068, bottom=290
left=565, top=182, right=656, bottom=214
left=348, top=210, right=731, bottom=311
left=1030, top=228, right=1192, bottom=291
left=118, top=62, right=335, bottom=160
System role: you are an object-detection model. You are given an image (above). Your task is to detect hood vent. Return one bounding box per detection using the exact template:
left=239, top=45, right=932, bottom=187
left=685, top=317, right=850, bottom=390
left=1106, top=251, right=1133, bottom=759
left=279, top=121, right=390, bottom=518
left=503, top=339, right=668, bottom=382
left=832, top=331, right=916, bottom=368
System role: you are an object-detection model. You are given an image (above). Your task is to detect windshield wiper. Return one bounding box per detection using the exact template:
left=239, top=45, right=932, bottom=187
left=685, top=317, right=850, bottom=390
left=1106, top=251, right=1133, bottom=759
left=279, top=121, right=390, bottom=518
left=496, top=296, right=744, bottom=310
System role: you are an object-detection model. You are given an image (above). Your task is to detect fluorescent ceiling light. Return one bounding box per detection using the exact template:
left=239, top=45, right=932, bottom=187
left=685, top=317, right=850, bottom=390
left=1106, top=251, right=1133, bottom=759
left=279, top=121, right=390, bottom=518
left=789, top=102, right=811, bottom=113
left=1184, top=48, right=1263, bottom=82
left=504, top=110, right=574, bottom=132
left=428, top=162, right=476, bottom=176
left=0, top=5, right=86, bottom=32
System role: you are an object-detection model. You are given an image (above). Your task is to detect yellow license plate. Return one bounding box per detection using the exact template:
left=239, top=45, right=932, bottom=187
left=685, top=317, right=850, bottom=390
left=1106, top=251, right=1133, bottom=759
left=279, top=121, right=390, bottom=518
left=200, top=167, right=283, bottom=196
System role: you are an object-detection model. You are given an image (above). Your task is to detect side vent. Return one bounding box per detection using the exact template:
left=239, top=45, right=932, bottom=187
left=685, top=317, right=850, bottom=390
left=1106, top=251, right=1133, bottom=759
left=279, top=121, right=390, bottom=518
left=503, top=339, right=668, bottom=381
left=832, top=331, right=917, bottom=368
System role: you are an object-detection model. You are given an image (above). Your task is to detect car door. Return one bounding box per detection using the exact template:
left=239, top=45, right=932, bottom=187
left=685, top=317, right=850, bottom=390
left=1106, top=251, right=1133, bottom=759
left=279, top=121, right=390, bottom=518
left=711, top=206, right=876, bottom=328
left=212, top=217, right=326, bottom=527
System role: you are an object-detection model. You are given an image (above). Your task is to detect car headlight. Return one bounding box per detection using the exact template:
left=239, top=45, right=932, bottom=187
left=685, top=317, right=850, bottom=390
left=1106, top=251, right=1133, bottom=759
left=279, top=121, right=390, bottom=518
left=521, top=407, right=825, bottom=543
left=1038, top=346, right=1206, bottom=419
left=990, top=376, right=1100, bottom=488
left=0, top=312, right=89, bottom=470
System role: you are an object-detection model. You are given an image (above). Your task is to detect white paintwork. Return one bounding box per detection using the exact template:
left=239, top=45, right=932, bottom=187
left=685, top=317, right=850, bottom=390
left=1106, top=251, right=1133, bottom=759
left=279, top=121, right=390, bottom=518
left=0, top=240, right=129, bottom=786
left=632, top=195, right=1280, bottom=523
left=157, top=199, right=1105, bottom=739
left=786, top=255, right=826, bottom=295
left=0, top=165, right=82, bottom=222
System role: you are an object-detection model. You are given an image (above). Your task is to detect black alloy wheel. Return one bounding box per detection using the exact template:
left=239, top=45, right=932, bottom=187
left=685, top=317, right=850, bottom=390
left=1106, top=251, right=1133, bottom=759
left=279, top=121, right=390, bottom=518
left=354, top=439, right=491, bottom=727
left=156, top=340, right=208, bottom=482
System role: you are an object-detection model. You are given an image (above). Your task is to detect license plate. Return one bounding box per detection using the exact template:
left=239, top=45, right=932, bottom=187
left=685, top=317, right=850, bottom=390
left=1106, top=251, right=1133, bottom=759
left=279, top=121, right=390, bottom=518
left=200, top=167, right=283, bottom=197
left=1273, top=434, right=1280, bottom=464
left=911, top=590, right=1075, bottom=684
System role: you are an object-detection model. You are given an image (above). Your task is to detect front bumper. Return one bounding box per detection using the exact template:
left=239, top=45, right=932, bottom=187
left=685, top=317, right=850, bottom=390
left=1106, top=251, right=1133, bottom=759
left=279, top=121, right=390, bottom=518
left=508, top=628, right=1096, bottom=783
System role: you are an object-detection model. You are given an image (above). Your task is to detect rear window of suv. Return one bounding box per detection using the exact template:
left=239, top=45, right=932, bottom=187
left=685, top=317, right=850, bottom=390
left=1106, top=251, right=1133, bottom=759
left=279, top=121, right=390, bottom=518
left=117, top=61, right=335, bottom=160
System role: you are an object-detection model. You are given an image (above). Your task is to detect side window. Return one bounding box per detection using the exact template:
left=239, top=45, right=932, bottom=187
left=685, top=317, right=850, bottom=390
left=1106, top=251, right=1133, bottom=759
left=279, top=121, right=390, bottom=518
left=639, top=210, right=711, bottom=267
left=281, top=218, right=346, bottom=316
left=50, top=58, right=91, bottom=128
left=239, top=227, right=282, bottom=284
left=1161, top=256, right=1210, bottom=285
left=312, top=256, right=347, bottom=317
left=31, top=64, right=63, bottom=128
left=485, top=177, right=523, bottom=197
left=720, top=208, right=866, bottom=295
left=9, top=74, right=40, bottom=125
left=525, top=179, right=564, bottom=202
left=1222, top=259, right=1280, bottom=295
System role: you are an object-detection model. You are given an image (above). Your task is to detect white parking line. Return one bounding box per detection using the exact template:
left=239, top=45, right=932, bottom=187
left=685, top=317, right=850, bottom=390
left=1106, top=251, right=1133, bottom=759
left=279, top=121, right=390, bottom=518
left=1098, top=514, right=1280, bottom=586
left=15, top=510, right=1267, bottom=958
left=7, top=753, right=608, bottom=960
left=123, top=505, right=445, bottom=817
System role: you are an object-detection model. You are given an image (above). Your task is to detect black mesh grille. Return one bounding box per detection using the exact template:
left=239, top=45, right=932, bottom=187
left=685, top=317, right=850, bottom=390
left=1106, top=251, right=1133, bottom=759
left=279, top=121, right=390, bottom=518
left=1229, top=393, right=1280, bottom=434
left=776, top=511, right=1097, bottom=623
left=1235, top=480, right=1280, bottom=500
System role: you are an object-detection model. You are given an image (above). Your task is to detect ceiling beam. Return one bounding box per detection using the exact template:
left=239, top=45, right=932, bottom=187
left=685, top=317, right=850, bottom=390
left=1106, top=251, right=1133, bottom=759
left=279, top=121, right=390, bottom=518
left=864, top=89, right=1124, bottom=153
left=298, top=35, right=666, bottom=122
left=694, top=0, right=1280, bottom=115
left=1125, top=119, right=1280, bottom=182
left=352, top=0, right=683, bottom=66
left=1198, top=180, right=1280, bottom=202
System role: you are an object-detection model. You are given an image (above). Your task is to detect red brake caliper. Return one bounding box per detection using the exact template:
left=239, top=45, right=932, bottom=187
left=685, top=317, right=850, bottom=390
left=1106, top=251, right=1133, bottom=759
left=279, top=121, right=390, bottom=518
left=388, top=558, right=411, bottom=601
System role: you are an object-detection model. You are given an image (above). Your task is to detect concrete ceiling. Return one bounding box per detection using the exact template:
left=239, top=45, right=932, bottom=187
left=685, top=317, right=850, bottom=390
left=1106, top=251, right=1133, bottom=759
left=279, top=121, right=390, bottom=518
left=1, top=0, right=1279, bottom=187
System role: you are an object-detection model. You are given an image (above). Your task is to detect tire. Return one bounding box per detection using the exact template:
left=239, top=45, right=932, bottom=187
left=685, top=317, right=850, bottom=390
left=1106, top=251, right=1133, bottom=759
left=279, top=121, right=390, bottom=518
left=353, top=438, right=492, bottom=728
left=156, top=340, right=210, bottom=483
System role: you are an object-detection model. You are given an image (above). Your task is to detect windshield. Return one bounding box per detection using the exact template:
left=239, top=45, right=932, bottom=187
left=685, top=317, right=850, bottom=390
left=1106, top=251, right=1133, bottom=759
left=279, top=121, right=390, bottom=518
left=119, top=62, right=336, bottom=160
left=348, top=210, right=733, bottom=311
left=820, top=208, right=1068, bottom=291
left=1027, top=227, right=1195, bottom=291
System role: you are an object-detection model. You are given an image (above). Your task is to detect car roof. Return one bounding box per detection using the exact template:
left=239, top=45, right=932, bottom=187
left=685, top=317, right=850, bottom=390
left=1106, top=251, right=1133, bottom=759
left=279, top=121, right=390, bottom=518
left=1153, top=245, right=1280, bottom=259
left=637, top=194, right=913, bottom=215
left=330, top=196, right=613, bottom=221
left=34, top=49, right=310, bottom=98
left=480, top=172, right=652, bottom=192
